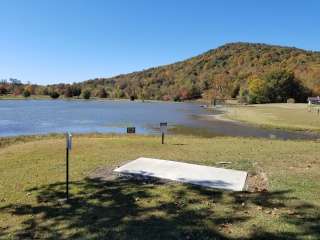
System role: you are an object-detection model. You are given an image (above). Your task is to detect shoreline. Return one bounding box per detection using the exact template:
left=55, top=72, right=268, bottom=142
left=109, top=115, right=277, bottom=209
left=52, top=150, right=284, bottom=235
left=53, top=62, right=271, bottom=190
left=0, top=96, right=206, bottom=105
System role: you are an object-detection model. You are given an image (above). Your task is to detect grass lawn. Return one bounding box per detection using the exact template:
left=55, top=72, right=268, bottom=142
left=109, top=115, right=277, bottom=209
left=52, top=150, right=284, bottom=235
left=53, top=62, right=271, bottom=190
left=224, top=103, right=320, bottom=132
left=0, top=134, right=319, bottom=239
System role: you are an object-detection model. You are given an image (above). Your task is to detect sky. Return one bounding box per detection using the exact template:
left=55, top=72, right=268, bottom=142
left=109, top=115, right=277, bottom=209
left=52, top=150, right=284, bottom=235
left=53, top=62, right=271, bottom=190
left=0, top=0, right=319, bottom=85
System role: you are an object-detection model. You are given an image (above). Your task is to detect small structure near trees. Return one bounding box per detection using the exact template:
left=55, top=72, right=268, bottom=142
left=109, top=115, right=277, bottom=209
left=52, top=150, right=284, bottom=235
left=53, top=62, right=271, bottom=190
left=307, top=96, right=320, bottom=114
left=308, top=96, right=320, bottom=105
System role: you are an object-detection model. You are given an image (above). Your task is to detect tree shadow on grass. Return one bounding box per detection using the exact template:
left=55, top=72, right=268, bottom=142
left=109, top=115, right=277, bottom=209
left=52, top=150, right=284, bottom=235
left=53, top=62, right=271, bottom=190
left=0, top=177, right=319, bottom=240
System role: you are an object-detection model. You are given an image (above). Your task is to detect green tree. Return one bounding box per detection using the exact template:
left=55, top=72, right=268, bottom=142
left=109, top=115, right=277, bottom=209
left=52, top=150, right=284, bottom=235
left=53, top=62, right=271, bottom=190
left=263, top=70, right=309, bottom=103
left=247, top=76, right=268, bottom=103
left=71, top=85, right=81, bottom=97
left=22, top=90, right=31, bottom=98
left=49, top=91, right=60, bottom=99
left=82, top=89, right=91, bottom=99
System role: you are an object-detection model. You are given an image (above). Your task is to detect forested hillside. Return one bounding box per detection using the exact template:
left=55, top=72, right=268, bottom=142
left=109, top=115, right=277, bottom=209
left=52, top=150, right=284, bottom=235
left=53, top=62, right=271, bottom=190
left=2, top=43, right=320, bottom=102
left=80, top=42, right=320, bottom=102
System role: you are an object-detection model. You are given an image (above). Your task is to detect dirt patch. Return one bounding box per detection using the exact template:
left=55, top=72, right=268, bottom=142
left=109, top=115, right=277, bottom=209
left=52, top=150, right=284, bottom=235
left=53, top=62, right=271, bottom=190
left=89, top=163, right=124, bottom=181
left=246, top=171, right=269, bottom=192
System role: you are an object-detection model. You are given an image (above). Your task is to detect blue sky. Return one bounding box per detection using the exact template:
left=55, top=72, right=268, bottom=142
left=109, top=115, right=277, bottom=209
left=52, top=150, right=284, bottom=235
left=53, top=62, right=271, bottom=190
left=0, top=0, right=319, bottom=84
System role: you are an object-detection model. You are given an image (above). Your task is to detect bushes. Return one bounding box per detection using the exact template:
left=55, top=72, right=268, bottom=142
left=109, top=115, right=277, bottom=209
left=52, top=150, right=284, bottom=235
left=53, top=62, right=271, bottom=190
left=0, top=85, right=8, bottom=95
left=22, top=90, right=31, bottom=98
left=71, top=86, right=81, bottom=97
left=49, top=91, right=60, bottom=99
left=64, top=86, right=81, bottom=98
left=82, top=90, right=91, bottom=99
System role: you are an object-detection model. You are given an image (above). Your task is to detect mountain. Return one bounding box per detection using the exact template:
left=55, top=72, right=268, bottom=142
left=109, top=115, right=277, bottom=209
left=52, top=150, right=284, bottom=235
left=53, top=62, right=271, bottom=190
left=80, top=42, right=320, bottom=102
left=2, top=42, right=319, bottom=102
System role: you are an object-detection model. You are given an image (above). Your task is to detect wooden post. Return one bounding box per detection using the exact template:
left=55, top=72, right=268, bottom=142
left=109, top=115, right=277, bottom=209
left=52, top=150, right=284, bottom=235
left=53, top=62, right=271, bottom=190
left=162, top=132, right=164, bottom=144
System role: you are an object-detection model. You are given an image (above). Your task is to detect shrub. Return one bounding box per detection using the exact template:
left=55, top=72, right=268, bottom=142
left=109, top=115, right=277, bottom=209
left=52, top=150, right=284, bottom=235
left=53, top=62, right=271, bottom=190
left=71, top=86, right=81, bottom=97
left=50, top=91, right=60, bottom=99
left=0, top=85, right=8, bottom=95
left=22, top=90, right=31, bottom=98
left=82, top=90, right=91, bottom=99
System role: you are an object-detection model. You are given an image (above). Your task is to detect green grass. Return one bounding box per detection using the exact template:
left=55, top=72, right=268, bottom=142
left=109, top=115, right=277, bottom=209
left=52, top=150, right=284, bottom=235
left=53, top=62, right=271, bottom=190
left=0, top=134, right=319, bottom=239
left=224, top=103, right=320, bottom=132
left=0, top=95, right=51, bottom=100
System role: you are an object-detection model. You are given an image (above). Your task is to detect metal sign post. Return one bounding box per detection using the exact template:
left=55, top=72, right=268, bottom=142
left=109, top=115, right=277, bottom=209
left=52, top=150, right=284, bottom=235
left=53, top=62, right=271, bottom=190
left=65, top=132, right=72, bottom=201
left=160, top=122, right=167, bottom=144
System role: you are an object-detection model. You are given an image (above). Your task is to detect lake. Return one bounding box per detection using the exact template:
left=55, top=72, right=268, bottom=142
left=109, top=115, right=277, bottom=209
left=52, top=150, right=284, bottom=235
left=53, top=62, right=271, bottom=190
left=0, top=100, right=318, bottom=140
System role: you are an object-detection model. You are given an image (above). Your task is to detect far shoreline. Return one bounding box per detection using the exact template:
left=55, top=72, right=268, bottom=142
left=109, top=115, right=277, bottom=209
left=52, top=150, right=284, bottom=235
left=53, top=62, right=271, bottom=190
left=0, top=94, right=207, bottom=105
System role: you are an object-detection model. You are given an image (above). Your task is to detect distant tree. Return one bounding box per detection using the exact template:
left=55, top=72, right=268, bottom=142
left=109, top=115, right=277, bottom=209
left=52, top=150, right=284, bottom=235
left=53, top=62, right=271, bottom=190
left=0, top=85, right=8, bottom=95
left=71, top=85, right=81, bottom=97
left=0, top=79, right=8, bottom=84
left=22, top=90, right=31, bottom=98
left=64, top=86, right=73, bottom=98
left=49, top=91, right=60, bottom=99
left=82, top=89, right=91, bottom=99
left=25, top=85, right=35, bottom=95
left=14, top=87, right=23, bottom=96
left=9, top=78, right=22, bottom=85
left=231, top=85, right=240, bottom=98
left=313, top=84, right=320, bottom=96
left=41, top=87, right=49, bottom=95
left=263, top=70, right=309, bottom=103
left=238, top=88, right=249, bottom=103
left=247, top=76, right=268, bottom=103
left=98, top=88, right=108, bottom=98
left=114, top=87, right=125, bottom=98
left=179, top=88, right=191, bottom=100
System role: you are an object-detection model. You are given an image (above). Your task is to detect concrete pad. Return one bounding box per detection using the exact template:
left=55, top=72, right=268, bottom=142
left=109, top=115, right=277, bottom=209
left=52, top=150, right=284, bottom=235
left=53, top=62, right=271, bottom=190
left=114, top=157, right=248, bottom=191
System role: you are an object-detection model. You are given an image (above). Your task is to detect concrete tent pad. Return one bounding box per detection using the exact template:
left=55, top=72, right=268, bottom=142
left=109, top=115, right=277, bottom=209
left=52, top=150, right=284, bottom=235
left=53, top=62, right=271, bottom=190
left=114, top=157, right=248, bottom=191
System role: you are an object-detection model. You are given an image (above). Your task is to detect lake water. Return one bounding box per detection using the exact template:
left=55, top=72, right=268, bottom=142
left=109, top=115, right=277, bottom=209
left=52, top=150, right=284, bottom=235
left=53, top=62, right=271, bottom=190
left=0, top=100, right=318, bottom=140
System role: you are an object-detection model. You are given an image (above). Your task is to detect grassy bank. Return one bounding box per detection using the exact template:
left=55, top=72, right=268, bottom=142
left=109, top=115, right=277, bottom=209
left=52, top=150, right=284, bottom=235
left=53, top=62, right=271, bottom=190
left=0, top=134, right=319, bottom=239
left=224, top=103, right=320, bottom=132
left=0, top=95, right=51, bottom=100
